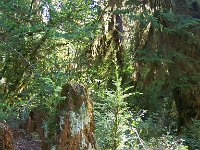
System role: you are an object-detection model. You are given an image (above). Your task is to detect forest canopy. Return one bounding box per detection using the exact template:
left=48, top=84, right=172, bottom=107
left=0, top=0, right=200, bottom=149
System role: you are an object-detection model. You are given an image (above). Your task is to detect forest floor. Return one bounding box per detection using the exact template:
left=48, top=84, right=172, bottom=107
left=13, top=129, right=41, bottom=150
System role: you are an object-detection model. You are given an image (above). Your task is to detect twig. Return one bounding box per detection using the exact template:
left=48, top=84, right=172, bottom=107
left=133, top=127, right=148, bottom=150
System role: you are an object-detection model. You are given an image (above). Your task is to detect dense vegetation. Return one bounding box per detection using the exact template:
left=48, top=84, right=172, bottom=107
left=1, top=0, right=200, bottom=149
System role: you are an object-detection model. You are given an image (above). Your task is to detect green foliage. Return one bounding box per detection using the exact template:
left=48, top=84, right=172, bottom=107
left=93, top=63, right=187, bottom=149
left=147, top=134, right=188, bottom=150
left=0, top=0, right=98, bottom=117
left=93, top=64, right=137, bottom=149
left=0, top=0, right=200, bottom=149
left=182, top=120, right=200, bottom=149
left=0, top=102, right=16, bottom=121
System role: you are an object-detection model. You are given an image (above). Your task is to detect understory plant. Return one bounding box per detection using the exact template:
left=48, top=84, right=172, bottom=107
left=93, top=63, right=145, bottom=149
left=93, top=63, right=188, bottom=149
left=182, top=119, right=200, bottom=149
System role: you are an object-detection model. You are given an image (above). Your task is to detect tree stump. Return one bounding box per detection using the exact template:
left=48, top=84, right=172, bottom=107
left=23, top=83, right=96, bottom=150
left=0, top=122, right=14, bottom=150
left=23, top=108, right=49, bottom=149
left=53, top=83, right=96, bottom=150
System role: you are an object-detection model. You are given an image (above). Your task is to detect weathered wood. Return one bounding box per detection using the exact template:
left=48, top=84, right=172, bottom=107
left=53, top=83, right=96, bottom=150
left=0, top=122, right=14, bottom=150
left=23, top=108, right=49, bottom=149
left=23, top=83, right=96, bottom=150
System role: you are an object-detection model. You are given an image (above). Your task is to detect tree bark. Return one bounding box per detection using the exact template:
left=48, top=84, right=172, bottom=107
left=0, top=122, right=14, bottom=150
left=23, top=83, right=96, bottom=150
left=54, top=83, right=96, bottom=150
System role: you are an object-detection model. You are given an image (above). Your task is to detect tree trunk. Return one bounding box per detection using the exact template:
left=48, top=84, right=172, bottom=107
left=0, top=122, right=14, bottom=150
left=133, top=0, right=200, bottom=133
left=168, top=31, right=200, bottom=134
left=167, top=0, right=200, bottom=134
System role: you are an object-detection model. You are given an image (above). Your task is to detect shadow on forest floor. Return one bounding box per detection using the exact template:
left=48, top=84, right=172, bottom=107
left=13, top=129, right=41, bottom=150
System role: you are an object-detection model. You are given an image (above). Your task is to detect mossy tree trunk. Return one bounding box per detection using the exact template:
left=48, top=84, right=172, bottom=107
left=85, top=0, right=125, bottom=87
left=132, top=0, right=200, bottom=133
left=169, top=0, right=200, bottom=134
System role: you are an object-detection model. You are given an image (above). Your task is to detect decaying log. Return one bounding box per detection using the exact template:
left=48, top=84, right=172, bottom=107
left=0, top=122, right=14, bottom=150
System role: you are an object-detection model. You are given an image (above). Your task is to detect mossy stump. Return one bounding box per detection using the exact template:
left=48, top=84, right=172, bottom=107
left=0, top=122, right=14, bottom=150
left=53, top=83, right=96, bottom=150
left=23, top=83, right=96, bottom=150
